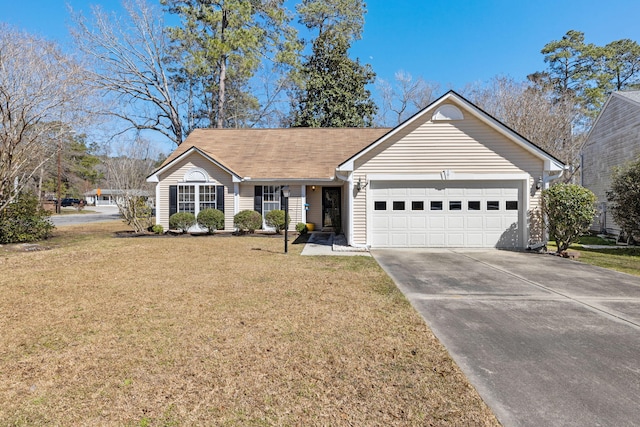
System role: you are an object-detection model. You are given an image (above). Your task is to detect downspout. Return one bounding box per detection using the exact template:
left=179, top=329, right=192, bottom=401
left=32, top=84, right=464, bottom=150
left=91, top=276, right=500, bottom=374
left=155, top=182, right=161, bottom=226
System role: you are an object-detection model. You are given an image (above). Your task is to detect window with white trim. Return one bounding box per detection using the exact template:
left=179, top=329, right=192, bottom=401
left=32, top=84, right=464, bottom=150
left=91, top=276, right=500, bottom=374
left=199, top=185, right=216, bottom=211
left=178, top=185, right=196, bottom=213
left=262, top=185, right=281, bottom=216
left=177, top=184, right=218, bottom=214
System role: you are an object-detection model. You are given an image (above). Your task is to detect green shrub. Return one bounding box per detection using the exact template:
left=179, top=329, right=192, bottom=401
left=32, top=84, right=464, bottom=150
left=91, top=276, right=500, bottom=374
left=0, top=192, right=54, bottom=244
left=151, top=224, right=164, bottom=234
left=234, top=210, right=262, bottom=233
left=607, top=157, right=640, bottom=242
left=296, top=222, right=308, bottom=234
left=264, top=209, right=290, bottom=234
left=197, top=208, right=225, bottom=234
left=542, top=183, right=597, bottom=252
left=169, top=212, right=196, bottom=233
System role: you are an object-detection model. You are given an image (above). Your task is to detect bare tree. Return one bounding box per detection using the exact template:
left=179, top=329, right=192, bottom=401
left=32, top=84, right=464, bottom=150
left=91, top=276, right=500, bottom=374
left=376, top=71, right=440, bottom=126
left=464, top=76, right=581, bottom=181
left=71, top=0, right=185, bottom=146
left=104, top=137, right=159, bottom=233
left=0, top=24, right=87, bottom=213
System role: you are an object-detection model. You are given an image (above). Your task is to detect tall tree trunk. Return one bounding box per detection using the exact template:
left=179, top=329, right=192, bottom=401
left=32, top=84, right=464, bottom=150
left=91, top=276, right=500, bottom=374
left=216, top=9, right=228, bottom=129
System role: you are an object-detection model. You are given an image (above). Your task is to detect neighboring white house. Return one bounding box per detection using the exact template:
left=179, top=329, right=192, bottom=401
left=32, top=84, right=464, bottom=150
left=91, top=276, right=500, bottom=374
left=84, top=189, right=154, bottom=207
left=582, top=91, right=640, bottom=235
left=147, top=91, right=565, bottom=249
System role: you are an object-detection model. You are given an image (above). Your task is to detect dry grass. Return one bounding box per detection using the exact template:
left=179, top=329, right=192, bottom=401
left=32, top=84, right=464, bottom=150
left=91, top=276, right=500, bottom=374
left=0, top=222, right=499, bottom=426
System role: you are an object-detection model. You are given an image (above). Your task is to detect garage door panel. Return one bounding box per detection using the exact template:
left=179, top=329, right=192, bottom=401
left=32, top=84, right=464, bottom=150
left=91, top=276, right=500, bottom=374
left=390, top=216, right=408, bottom=229
left=467, top=216, right=483, bottom=228
left=371, top=180, right=522, bottom=248
left=428, top=233, right=445, bottom=246
left=447, top=216, right=464, bottom=230
left=410, top=216, right=427, bottom=229
left=485, top=216, right=504, bottom=230
left=447, top=233, right=465, bottom=246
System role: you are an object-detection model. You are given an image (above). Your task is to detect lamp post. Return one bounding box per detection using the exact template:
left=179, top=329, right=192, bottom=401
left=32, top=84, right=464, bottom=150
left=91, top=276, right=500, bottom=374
left=282, top=185, right=290, bottom=253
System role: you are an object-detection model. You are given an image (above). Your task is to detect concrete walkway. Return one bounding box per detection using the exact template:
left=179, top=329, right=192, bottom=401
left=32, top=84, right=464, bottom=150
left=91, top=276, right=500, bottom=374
left=301, top=232, right=371, bottom=256
left=372, top=248, right=640, bottom=427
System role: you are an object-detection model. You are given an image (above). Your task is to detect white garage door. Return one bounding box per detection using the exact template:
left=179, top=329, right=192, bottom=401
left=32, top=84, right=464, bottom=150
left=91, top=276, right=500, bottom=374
left=370, top=181, right=521, bottom=248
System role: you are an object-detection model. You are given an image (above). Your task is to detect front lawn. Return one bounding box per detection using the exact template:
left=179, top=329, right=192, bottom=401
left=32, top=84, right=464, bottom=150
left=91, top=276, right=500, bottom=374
left=547, top=238, right=640, bottom=277
left=0, top=222, right=498, bottom=426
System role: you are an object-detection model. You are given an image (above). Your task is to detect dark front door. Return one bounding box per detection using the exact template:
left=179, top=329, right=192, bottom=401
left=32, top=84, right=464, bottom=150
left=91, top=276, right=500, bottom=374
left=322, top=187, right=341, bottom=231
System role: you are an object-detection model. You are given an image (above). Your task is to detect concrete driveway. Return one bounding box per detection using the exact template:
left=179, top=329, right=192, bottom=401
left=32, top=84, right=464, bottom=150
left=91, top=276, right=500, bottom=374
left=372, top=249, right=640, bottom=427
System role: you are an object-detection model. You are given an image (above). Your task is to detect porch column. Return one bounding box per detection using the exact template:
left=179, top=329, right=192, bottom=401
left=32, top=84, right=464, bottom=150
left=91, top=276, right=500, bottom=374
left=301, top=185, right=307, bottom=224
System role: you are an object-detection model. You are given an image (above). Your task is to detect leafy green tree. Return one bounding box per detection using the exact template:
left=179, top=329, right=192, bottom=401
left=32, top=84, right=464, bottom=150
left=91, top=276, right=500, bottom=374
left=594, top=39, right=640, bottom=91
left=533, top=31, right=640, bottom=121
left=163, top=0, right=300, bottom=128
left=288, top=30, right=377, bottom=127
left=296, top=0, right=365, bottom=41
left=607, top=157, right=640, bottom=243
left=540, top=30, right=589, bottom=96
left=542, top=184, right=597, bottom=253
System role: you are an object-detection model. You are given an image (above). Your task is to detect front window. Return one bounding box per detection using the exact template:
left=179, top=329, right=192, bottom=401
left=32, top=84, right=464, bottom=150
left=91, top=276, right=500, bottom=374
left=178, top=184, right=217, bottom=214
left=199, top=185, right=216, bottom=211
left=178, top=185, right=196, bottom=213
left=263, top=185, right=281, bottom=216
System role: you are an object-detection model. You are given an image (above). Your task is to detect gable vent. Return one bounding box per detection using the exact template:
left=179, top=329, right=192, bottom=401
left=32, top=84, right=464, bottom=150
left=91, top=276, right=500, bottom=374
left=432, top=104, right=464, bottom=121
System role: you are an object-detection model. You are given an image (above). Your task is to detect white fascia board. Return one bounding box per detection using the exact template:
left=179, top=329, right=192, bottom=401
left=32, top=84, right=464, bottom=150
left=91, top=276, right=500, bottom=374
left=366, top=173, right=530, bottom=182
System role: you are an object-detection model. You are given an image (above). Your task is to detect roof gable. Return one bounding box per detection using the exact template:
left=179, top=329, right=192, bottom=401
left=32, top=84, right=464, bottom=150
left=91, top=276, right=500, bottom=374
left=338, top=90, right=565, bottom=172
left=585, top=91, right=640, bottom=145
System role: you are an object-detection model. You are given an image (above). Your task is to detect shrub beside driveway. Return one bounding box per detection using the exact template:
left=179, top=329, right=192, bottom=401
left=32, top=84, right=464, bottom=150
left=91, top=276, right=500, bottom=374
left=0, top=222, right=498, bottom=426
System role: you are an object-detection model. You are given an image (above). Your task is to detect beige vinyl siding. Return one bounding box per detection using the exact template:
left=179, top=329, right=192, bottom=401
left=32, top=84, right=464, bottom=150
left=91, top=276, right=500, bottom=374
left=351, top=109, right=544, bottom=245
left=582, top=94, right=640, bottom=234
left=157, top=152, right=234, bottom=231
left=237, top=183, right=304, bottom=231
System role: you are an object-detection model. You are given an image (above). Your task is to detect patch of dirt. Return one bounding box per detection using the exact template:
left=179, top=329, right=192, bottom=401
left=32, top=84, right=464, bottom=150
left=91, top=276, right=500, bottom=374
left=0, top=243, right=53, bottom=252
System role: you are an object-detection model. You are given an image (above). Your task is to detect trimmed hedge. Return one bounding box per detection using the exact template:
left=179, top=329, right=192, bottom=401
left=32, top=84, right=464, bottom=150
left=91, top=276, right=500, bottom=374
left=169, top=212, right=196, bottom=233
left=234, top=210, right=262, bottom=233
left=197, top=208, right=225, bottom=234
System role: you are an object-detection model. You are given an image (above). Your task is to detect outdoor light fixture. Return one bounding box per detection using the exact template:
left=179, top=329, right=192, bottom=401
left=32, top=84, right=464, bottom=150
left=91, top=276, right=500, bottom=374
left=356, top=177, right=367, bottom=191
left=311, top=185, right=316, bottom=191
left=282, top=185, right=291, bottom=253
left=536, top=176, right=543, bottom=190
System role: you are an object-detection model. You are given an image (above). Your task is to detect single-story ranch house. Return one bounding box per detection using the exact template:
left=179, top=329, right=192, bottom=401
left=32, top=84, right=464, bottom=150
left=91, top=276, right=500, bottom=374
left=147, top=91, right=566, bottom=249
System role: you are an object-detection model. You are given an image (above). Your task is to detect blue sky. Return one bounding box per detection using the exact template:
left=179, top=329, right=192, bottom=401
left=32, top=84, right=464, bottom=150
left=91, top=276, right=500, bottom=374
left=4, top=0, right=640, bottom=91
left=3, top=0, right=640, bottom=152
